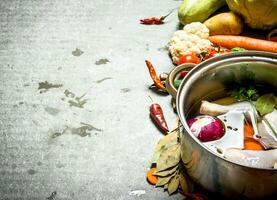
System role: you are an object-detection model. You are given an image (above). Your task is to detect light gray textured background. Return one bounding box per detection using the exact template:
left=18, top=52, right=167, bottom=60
left=0, top=0, right=184, bottom=199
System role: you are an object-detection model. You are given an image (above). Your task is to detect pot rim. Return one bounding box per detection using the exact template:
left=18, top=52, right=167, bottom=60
left=176, top=51, right=277, bottom=171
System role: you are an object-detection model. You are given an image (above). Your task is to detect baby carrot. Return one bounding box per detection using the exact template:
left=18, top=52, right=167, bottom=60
left=146, top=167, right=158, bottom=185
left=208, top=35, right=277, bottom=53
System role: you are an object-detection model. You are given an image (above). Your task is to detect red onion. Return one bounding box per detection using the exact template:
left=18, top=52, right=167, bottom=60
left=187, top=115, right=225, bottom=142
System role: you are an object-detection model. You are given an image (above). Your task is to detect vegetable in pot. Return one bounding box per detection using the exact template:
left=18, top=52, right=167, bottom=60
left=187, top=115, right=225, bottom=142
left=174, top=79, right=182, bottom=90
left=178, top=0, right=226, bottom=25
left=244, top=123, right=264, bottom=151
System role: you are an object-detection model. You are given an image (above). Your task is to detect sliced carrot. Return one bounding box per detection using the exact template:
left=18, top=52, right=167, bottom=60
left=208, top=35, right=277, bottom=53
left=146, top=167, right=158, bottom=185
left=244, top=123, right=254, bottom=138
left=244, top=139, right=264, bottom=151
left=243, top=124, right=264, bottom=151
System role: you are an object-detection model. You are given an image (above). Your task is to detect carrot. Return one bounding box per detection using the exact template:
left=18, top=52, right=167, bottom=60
left=244, top=123, right=254, bottom=139
left=243, top=124, right=264, bottom=151
left=146, top=167, right=158, bottom=185
left=208, top=35, right=277, bottom=53
left=244, top=138, right=264, bottom=151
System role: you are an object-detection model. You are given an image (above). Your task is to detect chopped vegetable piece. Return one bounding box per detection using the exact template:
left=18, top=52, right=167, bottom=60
left=150, top=103, right=169, bottom=134
left=146, top=167, right=158, bottom=185
left=178, top=53, right=200, bottom=65
left=244, top=138, right=264, bottom=151
left=174, top=80, right=182, bottom=89
left=208, top=35, right=277, bottom=53
left=255, top=93, right=275, bottom=116
left=244, top=124, right=264, bottom=151
left=179, top=71, right=189, bottom=79
left=231, top=47, right=246, bottom=52
left=145, top=60, right=166, bottom=91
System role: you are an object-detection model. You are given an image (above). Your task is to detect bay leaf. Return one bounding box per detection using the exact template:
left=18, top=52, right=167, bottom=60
left=151, top=129, right=179, bottom=163
left=167, top=173, right=180, bottom=195
left=255, top=93, right=275, bottom=116
left=151, top=140, right=178, bottom=163
left=154, top=164, right=179, bottom=177
left=155, top=171, right=176, bottom=187
left=156, top=144, right=181, bottom=172
left=179, top=163, right=195, bottom=192
left=179, top=174, right=189, bottom=193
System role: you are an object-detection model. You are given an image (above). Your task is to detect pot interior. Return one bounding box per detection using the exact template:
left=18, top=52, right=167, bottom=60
left=177, top=52, right=277, bottom=119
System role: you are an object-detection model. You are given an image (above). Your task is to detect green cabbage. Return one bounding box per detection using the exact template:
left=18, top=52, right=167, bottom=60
left=178, top=0, right=226, bottom=25
left=226, top=0, right=277, bottom=29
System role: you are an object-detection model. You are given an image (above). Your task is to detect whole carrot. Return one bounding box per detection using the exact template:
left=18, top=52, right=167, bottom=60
left=208, top=35, right=277, bottom=53
left=150, top=103, right=169, bottom=134
left=145, top=60, right=166, bottom=91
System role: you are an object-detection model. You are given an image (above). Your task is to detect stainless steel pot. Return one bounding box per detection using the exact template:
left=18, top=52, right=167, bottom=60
left=176, top=51, right=277, bottom=199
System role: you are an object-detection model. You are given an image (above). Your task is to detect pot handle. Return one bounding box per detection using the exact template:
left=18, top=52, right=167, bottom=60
left=166, top=63, right=196, bottom=99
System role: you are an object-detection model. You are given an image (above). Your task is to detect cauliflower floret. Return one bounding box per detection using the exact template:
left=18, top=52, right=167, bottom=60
left=168, top=22, right=212, bottom=64
left=183, top=22, right=210, bottom=39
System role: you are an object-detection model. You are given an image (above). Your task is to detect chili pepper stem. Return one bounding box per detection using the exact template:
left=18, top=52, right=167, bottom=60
left=160, top=8, right=175, bottom=20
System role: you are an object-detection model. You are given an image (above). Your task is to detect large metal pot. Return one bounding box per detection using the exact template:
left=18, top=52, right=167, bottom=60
left=176, top=51, right=277, bottom=199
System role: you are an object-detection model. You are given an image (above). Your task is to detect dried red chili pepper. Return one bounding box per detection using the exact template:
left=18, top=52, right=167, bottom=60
left=140, top=10, right=173, bottom=25
left=150, top=103, right=169, bottom=134
left=145, top=60, right=166, bottom=91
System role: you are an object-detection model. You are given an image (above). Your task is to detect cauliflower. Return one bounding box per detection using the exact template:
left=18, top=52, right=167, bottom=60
left=183, top=22, right=210, bottom=39
left=169, top=22, right=212, bottom=64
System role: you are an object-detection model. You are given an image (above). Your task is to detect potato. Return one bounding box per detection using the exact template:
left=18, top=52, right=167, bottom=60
left=204, top=12, right=243, bottom=36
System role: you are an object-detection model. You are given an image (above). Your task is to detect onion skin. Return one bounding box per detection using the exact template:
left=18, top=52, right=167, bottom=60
left=187, top=115, right=225, bottom=142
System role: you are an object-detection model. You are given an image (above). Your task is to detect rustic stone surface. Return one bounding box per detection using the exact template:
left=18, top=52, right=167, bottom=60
left=0, top=0, right=182, bottom=199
